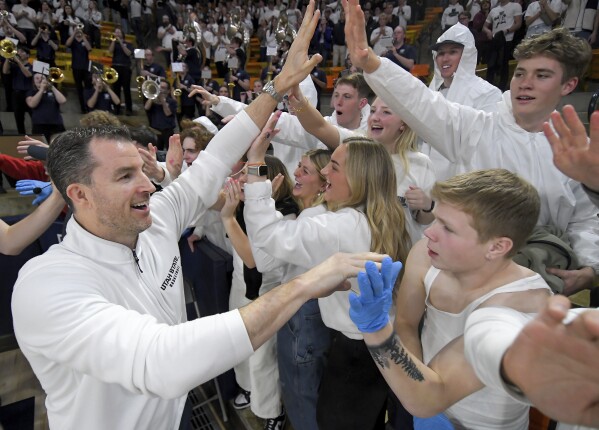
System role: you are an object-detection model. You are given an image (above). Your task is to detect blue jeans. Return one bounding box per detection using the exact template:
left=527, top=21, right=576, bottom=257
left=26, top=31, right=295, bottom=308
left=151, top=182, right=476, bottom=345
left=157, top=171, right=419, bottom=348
left=277, top=299, right=331, bottom=430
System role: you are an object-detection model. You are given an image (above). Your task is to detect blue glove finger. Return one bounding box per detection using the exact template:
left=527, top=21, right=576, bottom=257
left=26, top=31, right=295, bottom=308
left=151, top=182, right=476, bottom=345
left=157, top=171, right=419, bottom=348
left=365, top=260, right=384, bottom=298
left=18, top=189, right=35, bottom=196
left=32, top=195, right=43, bottom=205
left=348, top=291, right=362, bottom=313
left=16, top=184, right=34, bottom=191
left=381, top=258, right=403, bottom=292
left=357, top=270, right=373, bottom=301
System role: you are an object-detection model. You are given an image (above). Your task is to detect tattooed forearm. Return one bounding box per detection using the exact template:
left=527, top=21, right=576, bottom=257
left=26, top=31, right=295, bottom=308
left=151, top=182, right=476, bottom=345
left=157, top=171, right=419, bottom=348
left=367, top=331, right=425, bottom=382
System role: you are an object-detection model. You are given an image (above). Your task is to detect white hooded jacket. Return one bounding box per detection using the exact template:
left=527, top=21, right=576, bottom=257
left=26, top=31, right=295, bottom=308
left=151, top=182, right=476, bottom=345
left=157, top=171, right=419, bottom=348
left=422, top=23, right=503, bottom=180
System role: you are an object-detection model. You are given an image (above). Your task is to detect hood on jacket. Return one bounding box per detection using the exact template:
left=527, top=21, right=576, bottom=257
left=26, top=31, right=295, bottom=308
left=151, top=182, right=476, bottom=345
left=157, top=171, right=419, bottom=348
left=429, top=23, right=477, bottom=91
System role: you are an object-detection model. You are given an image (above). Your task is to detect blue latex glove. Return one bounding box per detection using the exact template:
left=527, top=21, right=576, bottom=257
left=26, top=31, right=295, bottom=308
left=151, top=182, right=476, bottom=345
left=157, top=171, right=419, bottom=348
left=16, top=180, right=53, bottom=205
left=349, top=256, right=403, bottom=333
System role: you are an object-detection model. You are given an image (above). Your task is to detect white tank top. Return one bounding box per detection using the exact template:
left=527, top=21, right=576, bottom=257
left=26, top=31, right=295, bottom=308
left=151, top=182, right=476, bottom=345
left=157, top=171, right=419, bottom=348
left=421, top=266, right=551, bottom=430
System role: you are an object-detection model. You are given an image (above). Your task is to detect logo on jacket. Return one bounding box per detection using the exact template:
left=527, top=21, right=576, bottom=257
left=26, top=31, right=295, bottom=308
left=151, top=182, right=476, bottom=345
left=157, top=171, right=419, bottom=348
left=161, top=256, right=180, bottom=290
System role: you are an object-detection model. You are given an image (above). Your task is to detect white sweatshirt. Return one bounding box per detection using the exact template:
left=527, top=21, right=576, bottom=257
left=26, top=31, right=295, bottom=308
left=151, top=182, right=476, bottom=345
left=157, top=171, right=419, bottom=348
left=12, top=111, right=260, bottom=430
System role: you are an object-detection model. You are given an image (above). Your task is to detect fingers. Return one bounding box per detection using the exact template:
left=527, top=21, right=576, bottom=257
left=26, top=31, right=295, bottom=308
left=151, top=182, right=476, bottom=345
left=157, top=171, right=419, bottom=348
left=357, top=270, right=374, bottom=300
left=148, top=142, right=157, bottom=156
left=381, top=257, right=402, bottom=291
left=365, top=260, right=384, bottom=297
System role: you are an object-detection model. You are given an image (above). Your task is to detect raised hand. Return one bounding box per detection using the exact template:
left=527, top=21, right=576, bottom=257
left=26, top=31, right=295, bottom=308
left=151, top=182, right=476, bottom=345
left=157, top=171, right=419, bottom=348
left=246, top=110, right=282, bottom=164
left=342, top=0, right=382, bottom=73
left=544, top=105, right=599, bottom=192
left=349, top=257, right=403, bottom=333
left=275, top=0, right=323, bottom=94
left=17, top=135, right=48, bottom=161
left=166, top=134, right=183, bottom=180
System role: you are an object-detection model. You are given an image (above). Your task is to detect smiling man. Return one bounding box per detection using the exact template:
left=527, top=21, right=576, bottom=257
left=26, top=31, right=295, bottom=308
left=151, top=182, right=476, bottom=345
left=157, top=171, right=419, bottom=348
left=343, top=0, right=598, bottom=297
left=423, top=22, right=502, bottom=180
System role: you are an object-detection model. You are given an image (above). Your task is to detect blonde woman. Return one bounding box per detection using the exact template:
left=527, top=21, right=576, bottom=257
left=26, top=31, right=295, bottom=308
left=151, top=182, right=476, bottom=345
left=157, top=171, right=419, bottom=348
left=288, top=90, right=437, bottom=240
left=243, top=131, right=411, bottom=430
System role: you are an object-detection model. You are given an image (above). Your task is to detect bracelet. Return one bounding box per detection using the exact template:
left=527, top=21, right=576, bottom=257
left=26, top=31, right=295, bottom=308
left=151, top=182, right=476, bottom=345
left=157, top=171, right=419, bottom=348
left=291, top=97, right=308, bottom=114
left=422, top=200, right=435, bottom=213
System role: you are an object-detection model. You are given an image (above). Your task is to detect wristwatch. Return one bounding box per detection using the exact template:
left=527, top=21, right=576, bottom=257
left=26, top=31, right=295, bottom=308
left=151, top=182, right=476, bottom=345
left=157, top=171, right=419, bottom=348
left=247, top=164, right=268, bottom=177
left=263, top=80, right=283, bottom=103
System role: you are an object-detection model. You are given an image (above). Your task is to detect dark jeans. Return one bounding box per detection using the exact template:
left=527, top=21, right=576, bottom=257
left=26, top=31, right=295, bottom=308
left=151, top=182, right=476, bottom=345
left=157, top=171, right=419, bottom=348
left=486, top=38, right=514, bottom=91
left=316, top=330, right=388, bottom=430
left=112, top=65, right=132, bottom=112
left=155, top=127, right=174, bottom=151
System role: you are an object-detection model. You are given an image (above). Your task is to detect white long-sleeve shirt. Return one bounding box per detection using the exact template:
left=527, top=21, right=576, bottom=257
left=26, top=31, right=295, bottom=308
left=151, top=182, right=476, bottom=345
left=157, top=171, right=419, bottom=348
left=12, top=111, right=260, bottom=430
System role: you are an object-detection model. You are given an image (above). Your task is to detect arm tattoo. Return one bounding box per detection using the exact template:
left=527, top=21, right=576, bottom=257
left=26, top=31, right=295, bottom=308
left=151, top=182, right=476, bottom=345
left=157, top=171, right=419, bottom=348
left=367, top=331, right=425, bottom=382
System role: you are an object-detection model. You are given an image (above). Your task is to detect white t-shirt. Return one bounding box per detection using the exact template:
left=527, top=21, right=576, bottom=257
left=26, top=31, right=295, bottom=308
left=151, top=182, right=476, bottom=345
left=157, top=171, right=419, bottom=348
left=487, top=2, right=523, bottom=41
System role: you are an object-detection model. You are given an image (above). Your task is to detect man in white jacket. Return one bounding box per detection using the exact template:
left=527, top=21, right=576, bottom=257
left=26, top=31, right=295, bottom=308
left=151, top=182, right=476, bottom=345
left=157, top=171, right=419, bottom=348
left=422, top=22, right=502, bottom=180
left=11, top=5, right=385, bottom=429
left=343, top=0, right=599, bottom=297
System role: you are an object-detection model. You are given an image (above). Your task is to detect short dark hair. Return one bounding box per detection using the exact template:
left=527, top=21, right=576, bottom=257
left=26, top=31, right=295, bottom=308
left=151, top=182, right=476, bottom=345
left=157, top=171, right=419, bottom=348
left=334, top=72, right=372, bottom=99
left=129, top=125, right=158, bottom=148
left=47, top=126, right=132, bottom=209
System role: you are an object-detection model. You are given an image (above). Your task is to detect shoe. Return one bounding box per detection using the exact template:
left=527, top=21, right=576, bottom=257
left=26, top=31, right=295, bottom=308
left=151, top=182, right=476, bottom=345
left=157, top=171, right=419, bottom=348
left=232, top=389, right=250, bottom=410
left=264, top=411, right=286, bottom=430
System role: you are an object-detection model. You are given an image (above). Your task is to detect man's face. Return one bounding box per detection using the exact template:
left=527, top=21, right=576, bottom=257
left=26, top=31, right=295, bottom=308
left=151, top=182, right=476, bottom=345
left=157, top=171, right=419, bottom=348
left=144, top=49, right=153, bottom=63
left=331, top=83, right=365, bottom=129
left=162, top=15, right=169, bottom=26
left=182, top=137, right=200, bottom=166
left=435, top=43, right=464, bottom=80
left=76, top=139, right=156, bottom=248
left=510, top=55, right=578, bottom=129
left=424, top=201, right=490, bottom=273
left=0, top=1, right=7, bottom=11
left=393, top=26, right=405, bottom=43
left=159, top=81, right=169, bottom=95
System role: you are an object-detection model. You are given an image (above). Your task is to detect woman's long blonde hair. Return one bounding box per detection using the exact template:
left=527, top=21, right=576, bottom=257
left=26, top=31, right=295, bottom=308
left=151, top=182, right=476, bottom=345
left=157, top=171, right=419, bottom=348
left=334, top=137, right=411, bottom=276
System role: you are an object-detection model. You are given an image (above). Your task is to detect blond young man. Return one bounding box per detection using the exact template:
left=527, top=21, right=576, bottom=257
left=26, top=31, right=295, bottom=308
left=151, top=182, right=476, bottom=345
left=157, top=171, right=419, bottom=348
left=350, top=169, right=552, bottom=429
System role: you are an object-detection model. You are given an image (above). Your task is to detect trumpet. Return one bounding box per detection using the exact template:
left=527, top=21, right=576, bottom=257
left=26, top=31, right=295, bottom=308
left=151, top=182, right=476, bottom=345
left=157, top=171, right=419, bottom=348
left=102, top=67, right=119, bottom=84
left=0, top=38, right=15, bottom=59
left=0, top=10, right=8, bottom=20
left=76, top=23, right=84, bottom=32
left=109, top=34, right=117, bottom=41
left=39, top=24, right=49, bottom=31
left=141, top=79, right=160, bottom=100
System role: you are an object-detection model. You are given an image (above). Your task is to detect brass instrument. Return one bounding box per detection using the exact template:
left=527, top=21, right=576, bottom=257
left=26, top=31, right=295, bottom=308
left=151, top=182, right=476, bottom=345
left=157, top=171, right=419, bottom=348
left=0, top=11, right=8, bottom=19
left=75, top=23, right=84, bottom=32
left=109, top=34, right=117, bottom=41
left=173, top=73, right=182, bottom=113
left=49, top=67, right=63, bottom=84
left=226, top=9, right=241, bottom=39
left=0, top=38, right=16, bottom=59
left=227, top=79, right=234, bottom=98
left=141, top=78, right=159, bottom=100
left=39, top=24, right=48, bottom=31
left=102, top=67, right=119, bottom=84
left=136, top=75, right=145, bottom=99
